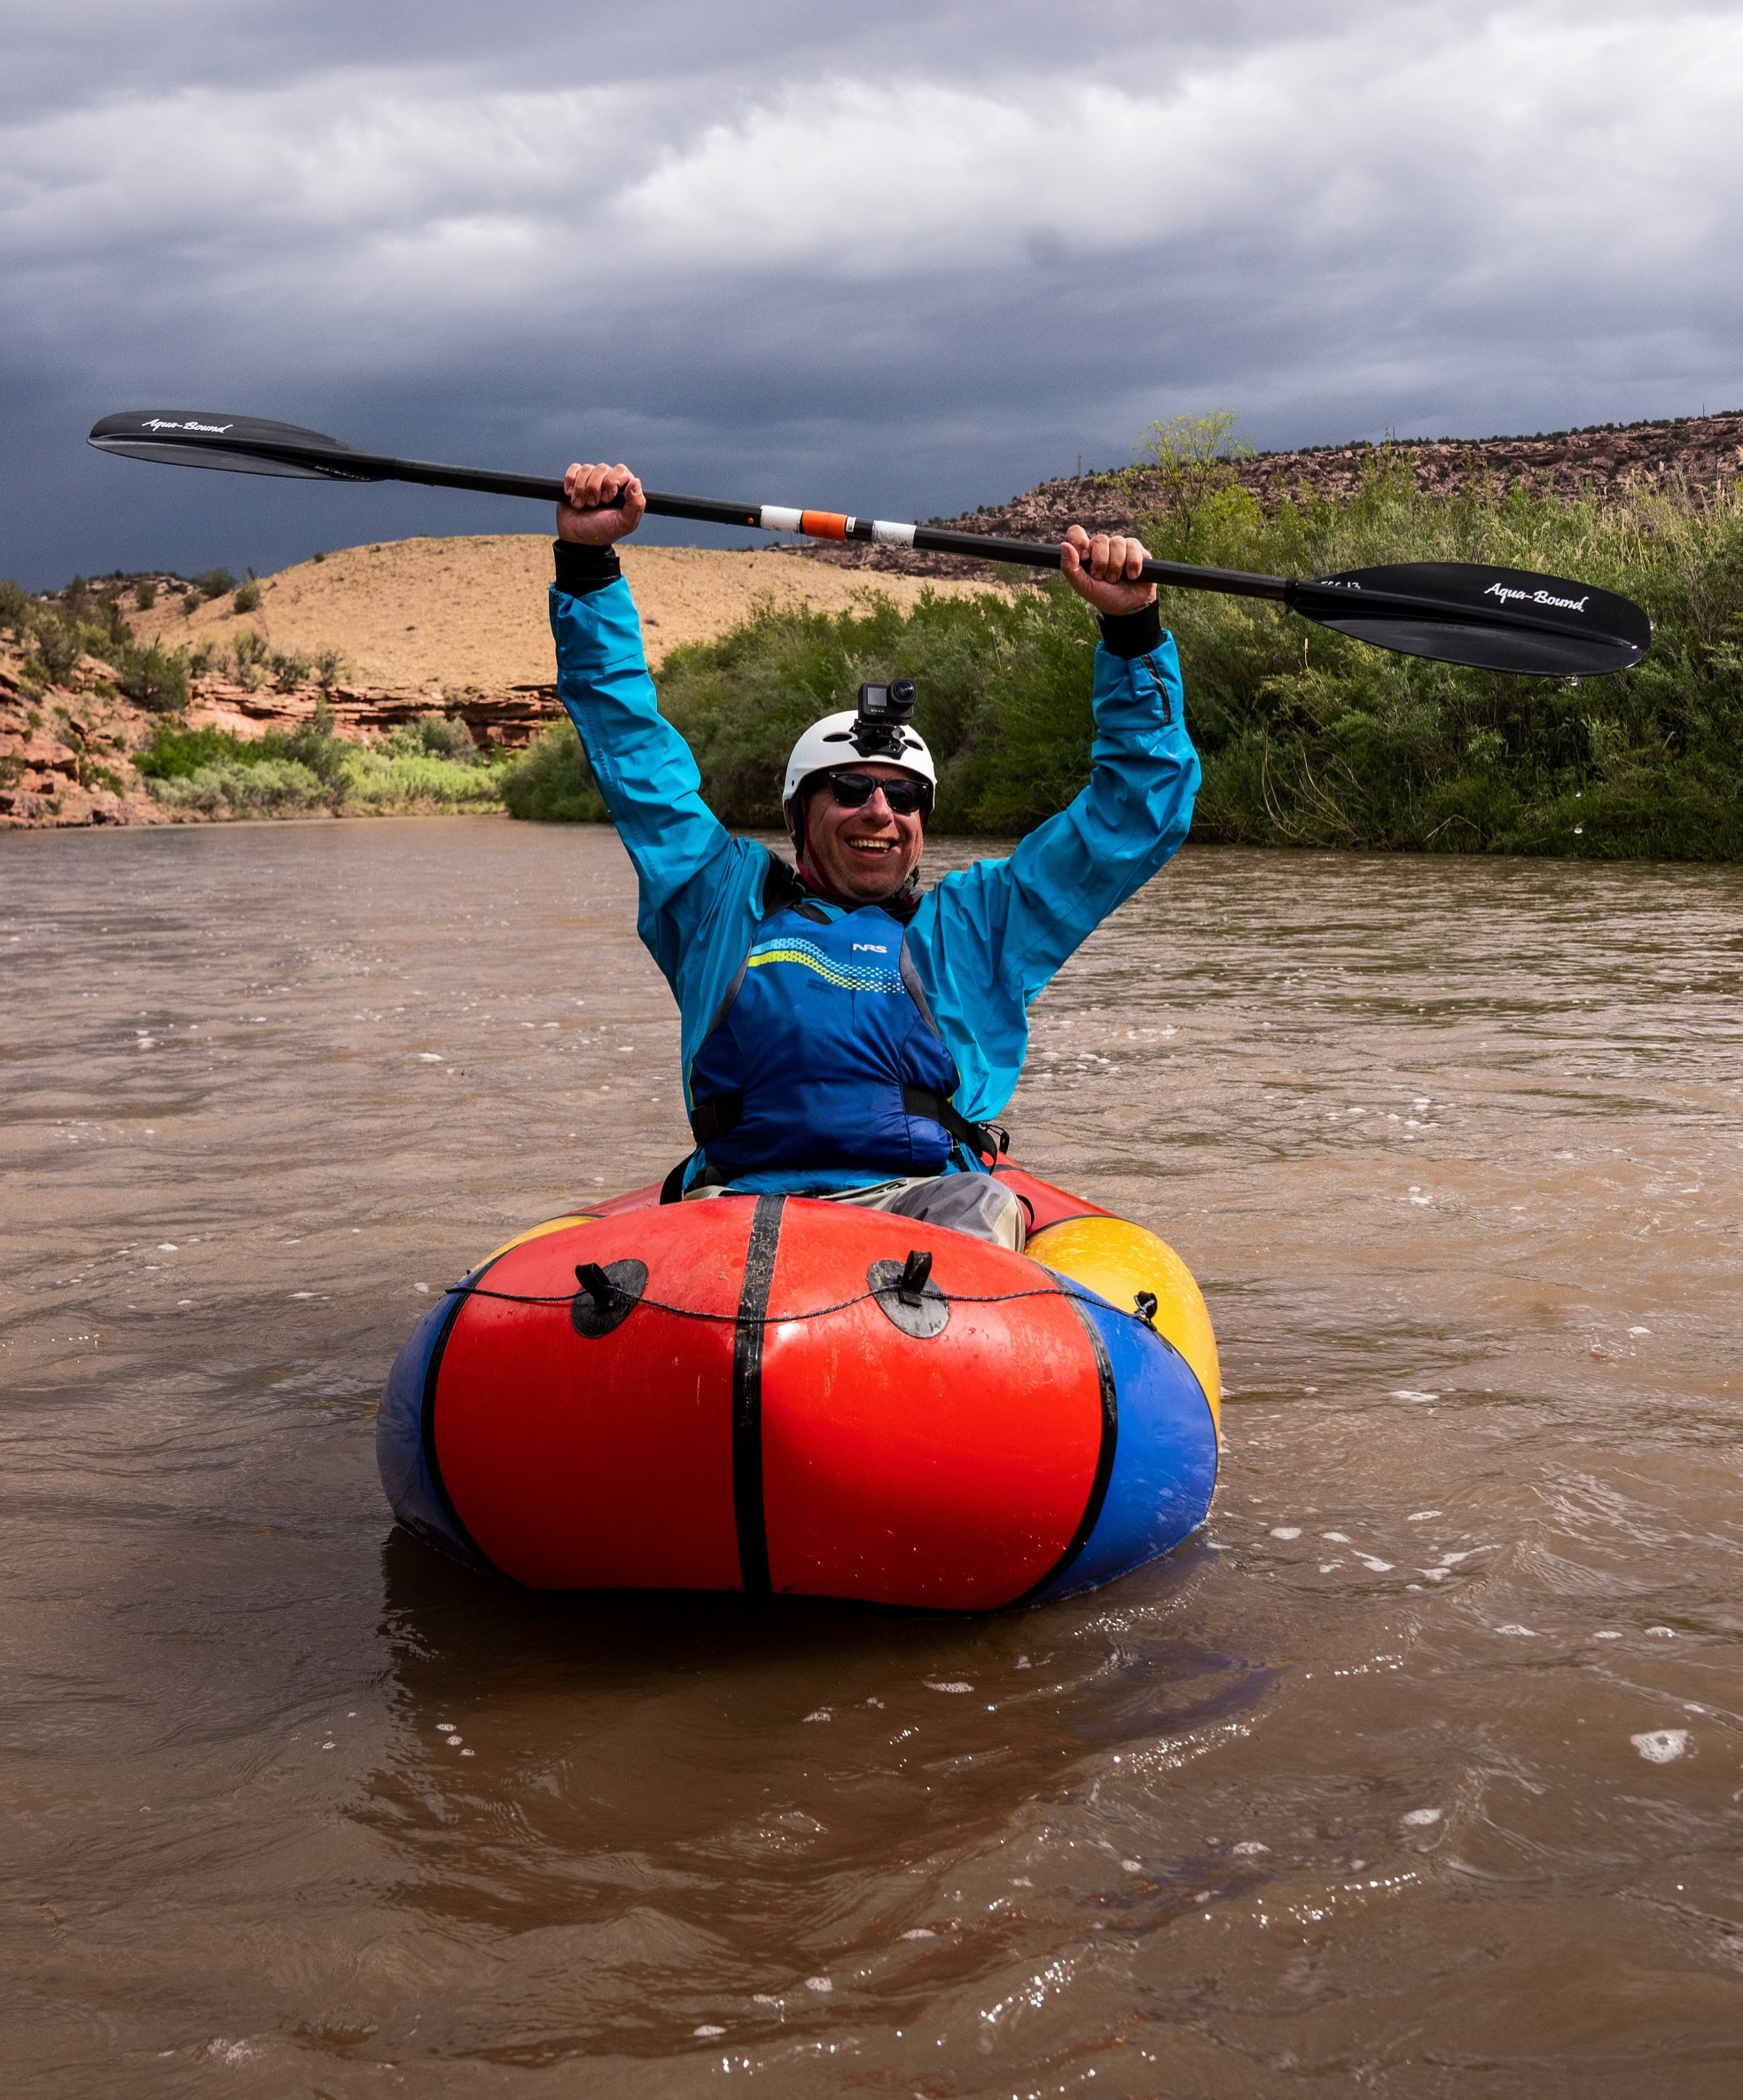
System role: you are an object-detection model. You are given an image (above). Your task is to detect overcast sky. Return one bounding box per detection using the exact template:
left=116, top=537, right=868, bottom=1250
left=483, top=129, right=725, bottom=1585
left=3, top=0, right=1739, bottom=587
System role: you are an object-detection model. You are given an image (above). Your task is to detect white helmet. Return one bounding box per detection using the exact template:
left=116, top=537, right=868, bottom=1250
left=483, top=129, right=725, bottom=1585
left=781, top=710, right=936, bottom=809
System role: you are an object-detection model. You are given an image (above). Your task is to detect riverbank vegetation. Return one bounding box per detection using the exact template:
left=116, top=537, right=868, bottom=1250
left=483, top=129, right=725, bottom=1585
left=137, top=709, right=504, bottom=818
left=503, top=426, right=1743, bottom=859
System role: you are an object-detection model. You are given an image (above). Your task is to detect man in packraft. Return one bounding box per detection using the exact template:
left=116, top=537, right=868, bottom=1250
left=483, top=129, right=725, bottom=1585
left=550, top=460, right=1200, bottom=1250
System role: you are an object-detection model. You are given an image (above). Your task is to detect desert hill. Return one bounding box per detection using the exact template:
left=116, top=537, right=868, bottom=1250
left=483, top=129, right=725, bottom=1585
left=128, top=537, right=996, bottom=696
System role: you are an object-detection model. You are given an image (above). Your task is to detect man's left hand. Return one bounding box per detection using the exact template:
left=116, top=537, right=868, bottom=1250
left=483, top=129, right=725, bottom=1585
left=1059, top=525, right=1157, bottom=617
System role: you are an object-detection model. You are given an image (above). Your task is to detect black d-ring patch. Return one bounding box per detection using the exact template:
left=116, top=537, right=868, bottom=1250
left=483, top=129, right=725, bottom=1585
left=867, top=1253, right=950, bottom=1339
left=570, top=1258, right=648, bottom=1339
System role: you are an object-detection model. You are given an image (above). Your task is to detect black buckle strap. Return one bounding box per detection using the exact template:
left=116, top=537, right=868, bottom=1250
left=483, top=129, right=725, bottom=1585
left=901, top=1086, right=1010, bottom=1166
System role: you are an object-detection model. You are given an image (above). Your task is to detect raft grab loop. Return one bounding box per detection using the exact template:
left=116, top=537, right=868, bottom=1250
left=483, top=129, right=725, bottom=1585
left=571, top=1259, right=649, bottom=1339
left=1133, top=1290, right=1158, bottom=1326
left=867, top=1248, right=950, bottom=1339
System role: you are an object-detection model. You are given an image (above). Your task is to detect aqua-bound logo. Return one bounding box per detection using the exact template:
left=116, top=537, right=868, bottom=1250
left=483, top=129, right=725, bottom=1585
left=1484, top=582, right=1589, bottom=614
left=141, top=418, right=234, bottom=433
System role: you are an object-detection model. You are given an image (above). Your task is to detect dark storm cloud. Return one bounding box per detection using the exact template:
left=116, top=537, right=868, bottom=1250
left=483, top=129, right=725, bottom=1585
left=3, top=1, right=1739, bottom=585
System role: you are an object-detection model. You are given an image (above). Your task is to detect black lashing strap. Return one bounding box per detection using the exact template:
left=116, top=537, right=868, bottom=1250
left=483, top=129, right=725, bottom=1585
left=731, top=1194, right=785, bottom=1594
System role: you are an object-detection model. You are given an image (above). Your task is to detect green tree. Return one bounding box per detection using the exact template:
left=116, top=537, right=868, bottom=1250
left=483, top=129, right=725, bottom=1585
left=1129, top=410, right=1255, bottom=558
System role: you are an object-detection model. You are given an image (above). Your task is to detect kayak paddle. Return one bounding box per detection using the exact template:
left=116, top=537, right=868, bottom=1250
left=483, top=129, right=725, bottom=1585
left=89, top=410, right=1651, bottom=676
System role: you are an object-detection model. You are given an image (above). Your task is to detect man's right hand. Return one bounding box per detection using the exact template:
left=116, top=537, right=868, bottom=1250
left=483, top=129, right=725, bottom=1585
left=557, top=463, right=646, bottom=544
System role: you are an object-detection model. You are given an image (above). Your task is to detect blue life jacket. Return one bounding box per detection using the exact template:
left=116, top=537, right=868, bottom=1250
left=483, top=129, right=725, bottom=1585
left=686, top=899, right=967, bottom=1191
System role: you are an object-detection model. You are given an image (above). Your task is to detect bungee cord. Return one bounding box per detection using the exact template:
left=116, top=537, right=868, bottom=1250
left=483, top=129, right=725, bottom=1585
left=440, top=1274, right=1161, bottom=1332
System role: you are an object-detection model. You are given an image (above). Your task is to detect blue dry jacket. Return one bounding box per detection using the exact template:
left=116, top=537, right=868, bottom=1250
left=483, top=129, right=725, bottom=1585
left=550, top=568, right=1200, bottom=1194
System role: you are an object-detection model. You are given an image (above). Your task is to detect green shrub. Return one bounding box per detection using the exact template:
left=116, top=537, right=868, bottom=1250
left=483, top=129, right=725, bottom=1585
left=151, top=756, right=330, bottom=816
left=386, top=713, right=481, bottom=763
left=343, top=746, right=504, bottom=811
left=134, top=579, right=158, bottom=611
left=233, top=580, right=262, bottom=614
left=231, top=629, right=270, bottom=689
left=270, top=648, right=312, bottom=691
left=136, top=722, right=275, bottom=780
left=498, top=720, right=610, bottom=822
left=28, top=614, right=82, bottom=686
left=193, top=568, right=238, bottom=602
left=119, top=641, right=190, bottom=714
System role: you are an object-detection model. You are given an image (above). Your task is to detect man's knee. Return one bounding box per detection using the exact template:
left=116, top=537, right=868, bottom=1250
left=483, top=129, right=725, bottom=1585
left=885, top=1174, right=1027, bottom=1251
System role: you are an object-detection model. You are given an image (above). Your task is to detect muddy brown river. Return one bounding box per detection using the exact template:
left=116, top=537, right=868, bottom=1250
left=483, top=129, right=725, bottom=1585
left=4, top=817, right=1740, bottom=2096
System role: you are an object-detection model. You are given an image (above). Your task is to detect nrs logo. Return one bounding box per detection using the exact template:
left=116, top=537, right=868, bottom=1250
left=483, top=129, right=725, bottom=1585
left=851, top=943, right=888, bottom=953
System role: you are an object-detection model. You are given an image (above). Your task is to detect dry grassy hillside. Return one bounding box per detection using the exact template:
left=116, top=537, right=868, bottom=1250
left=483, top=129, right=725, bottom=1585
left=129, top=535, right=998, bottom=689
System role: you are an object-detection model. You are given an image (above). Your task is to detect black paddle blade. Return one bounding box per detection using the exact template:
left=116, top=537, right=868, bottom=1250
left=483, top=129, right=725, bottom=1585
left=1290, top=561, right=1651, bottom=677
left=87, top=410, right=384, bottom=482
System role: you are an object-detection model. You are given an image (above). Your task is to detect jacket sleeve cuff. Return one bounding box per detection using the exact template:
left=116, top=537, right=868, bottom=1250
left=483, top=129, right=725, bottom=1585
left=1098, top=599, right=1164, bottom=659
left=552, top=540, right=622, bottom=596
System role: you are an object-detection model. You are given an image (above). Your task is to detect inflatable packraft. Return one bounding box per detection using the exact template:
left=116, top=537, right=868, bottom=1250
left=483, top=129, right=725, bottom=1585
left=378, top=1166, right=1220, bottom=1610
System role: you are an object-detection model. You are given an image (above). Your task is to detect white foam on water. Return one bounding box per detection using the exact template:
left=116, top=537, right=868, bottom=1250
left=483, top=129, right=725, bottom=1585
left=1322, top=1532, right=1351, bottom=1543
left=1646, top=1626, right=1678, bottom=1639
left=1270, top=1526, right=1301, bottom=1540
left=693, top=2025, right=726, bottom=2038
left=925, top=1681, right=973, bottom=1693
left=899, top=1929, right=935, bottom=1940
left=1402, top=1807, right=1442, bottom=1826
left=1231, top=1840, right=1270, bottom=1855
left=1495, top=1624, right=1537, bottom=1636
left=1407, top=1511, right=1443, bottom=1521
left=805, top=1976, right=832, bottom=1993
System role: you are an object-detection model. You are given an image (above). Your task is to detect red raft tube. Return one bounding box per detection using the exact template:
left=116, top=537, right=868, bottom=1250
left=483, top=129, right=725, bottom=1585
left=377, top=1167, right=1221, bottom=1610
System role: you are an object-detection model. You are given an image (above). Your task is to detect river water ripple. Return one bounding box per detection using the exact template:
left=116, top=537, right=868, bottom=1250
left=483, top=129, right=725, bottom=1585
left=4, top=818, right=1741, bottom=2096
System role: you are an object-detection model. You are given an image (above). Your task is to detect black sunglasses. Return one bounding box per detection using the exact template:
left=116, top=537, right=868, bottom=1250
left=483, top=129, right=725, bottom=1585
left=824, top=769, right=932, bottom=816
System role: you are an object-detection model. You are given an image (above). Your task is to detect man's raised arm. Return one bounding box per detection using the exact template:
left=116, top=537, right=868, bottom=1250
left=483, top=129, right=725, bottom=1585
left=548, top=462, right=735, bottom=925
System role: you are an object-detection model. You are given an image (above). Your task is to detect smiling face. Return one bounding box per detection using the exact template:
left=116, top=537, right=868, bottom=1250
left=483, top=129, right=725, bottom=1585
left=799, top=764, right=927, bottom=905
